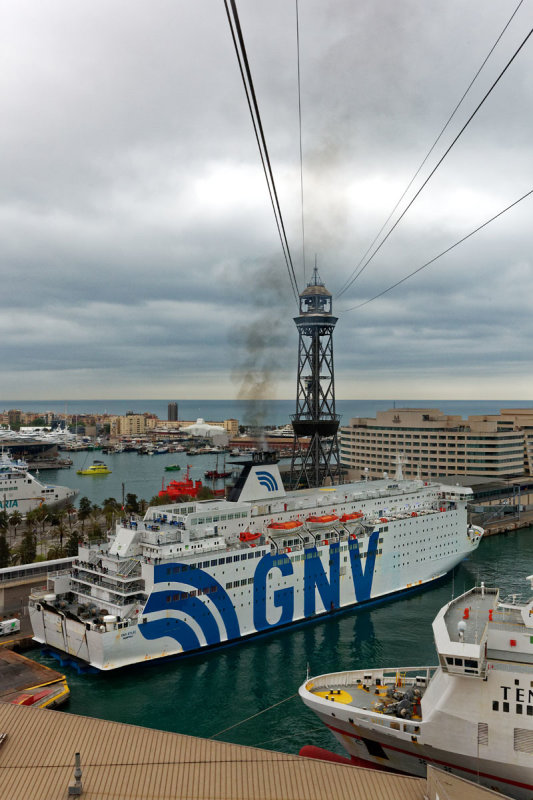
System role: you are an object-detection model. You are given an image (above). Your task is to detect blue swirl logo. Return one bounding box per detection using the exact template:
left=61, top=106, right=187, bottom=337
left=256, top=470, right=278, bottom=492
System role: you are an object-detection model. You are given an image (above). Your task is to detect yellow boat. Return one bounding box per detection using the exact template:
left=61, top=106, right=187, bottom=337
left=76, top=461, right=111, bottom=476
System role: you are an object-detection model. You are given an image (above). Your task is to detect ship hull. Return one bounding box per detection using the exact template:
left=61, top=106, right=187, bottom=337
left=30, top=529, right=477, bottom=671
left=310, top=712, right=533, bottom=800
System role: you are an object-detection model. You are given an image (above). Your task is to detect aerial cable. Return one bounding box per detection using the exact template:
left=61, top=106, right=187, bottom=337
left=224, top=0, right=299, bottom=302
left=335, top=0, right=526, bottom=299
left=340, top=187, right=533, bottom=313
left=296, top=0, right=307, bottom=284
left=336, top=20, right=533, bottom=301
left=223, top=0, right=300, bottom=303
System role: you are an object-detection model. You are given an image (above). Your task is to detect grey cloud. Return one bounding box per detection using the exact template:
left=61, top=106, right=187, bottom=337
left=1, top=0, right=532, bottom=400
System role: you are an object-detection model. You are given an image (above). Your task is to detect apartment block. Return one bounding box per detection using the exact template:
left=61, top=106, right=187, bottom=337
left=112, top=414, right=147, bottom=436
left=340, top=408, right=529, bottom=480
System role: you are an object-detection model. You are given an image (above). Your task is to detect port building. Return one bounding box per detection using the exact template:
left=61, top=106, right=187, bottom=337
left=340, top=408, right=533, bottom=480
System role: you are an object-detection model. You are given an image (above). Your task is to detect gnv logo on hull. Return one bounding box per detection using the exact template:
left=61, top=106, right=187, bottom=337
left=142, top=533, right=379, bottom=652
left=255, top=470, right=278, bottom=492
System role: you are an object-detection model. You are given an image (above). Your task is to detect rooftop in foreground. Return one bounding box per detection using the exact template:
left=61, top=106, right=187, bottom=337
left=0, top=702, right=423, bottom=800
left=0, top=703, right=513, bottom=799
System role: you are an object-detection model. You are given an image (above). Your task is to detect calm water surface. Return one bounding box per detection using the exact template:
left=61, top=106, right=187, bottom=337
left=31, top=527, right=533, bottom=756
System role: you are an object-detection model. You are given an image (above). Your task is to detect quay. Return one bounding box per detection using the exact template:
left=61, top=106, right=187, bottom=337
left=0, top=703, right=510, bottom=799
left=0, top=647, right=69, bottom=708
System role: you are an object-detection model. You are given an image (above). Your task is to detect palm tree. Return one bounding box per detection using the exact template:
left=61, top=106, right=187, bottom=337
left=78, top=497, right=92, bottom=533
left=8, top=510, right=23, bottom=544
left=64, top=500, right=76, bottom=530
left=33, top=505, right=50, bottom=556
left=52, top=509, right=68, bottom=555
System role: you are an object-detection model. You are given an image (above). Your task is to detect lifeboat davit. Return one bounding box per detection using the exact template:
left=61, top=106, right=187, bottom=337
left=306, top=514, right=339, bottom=528
left=268, top=520, right=303, bottom=531
left=339, top=512, right=364, bottom=524
left=239, top=531, right=262, bottom=542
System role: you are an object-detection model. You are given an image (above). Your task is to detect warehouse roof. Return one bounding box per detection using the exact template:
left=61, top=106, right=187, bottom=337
left=0, top=703, right=426, bottom=800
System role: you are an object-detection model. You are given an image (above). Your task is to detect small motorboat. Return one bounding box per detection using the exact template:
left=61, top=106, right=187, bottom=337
left=76, top=461, right=111, bottom=476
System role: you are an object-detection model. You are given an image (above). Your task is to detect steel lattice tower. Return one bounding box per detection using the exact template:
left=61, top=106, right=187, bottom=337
left=289, top=268, right=341, bottom=489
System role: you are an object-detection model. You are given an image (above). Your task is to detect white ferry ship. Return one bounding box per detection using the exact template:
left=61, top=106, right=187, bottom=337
left=0, top=450, right=78, bottom=514
left=300, top=579, right=533, bottom=800
left=29, top=453, right=482, bottom=671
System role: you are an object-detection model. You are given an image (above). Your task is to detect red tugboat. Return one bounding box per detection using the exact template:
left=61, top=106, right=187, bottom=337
left=159, top=465, right=225, bottom=500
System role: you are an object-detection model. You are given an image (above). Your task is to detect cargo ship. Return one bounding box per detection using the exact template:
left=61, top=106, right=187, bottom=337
left=29, top=452, right=483, bottom=670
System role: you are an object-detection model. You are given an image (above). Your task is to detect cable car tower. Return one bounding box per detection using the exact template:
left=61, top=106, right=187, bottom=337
left=290, top=267, right=341, bottom=489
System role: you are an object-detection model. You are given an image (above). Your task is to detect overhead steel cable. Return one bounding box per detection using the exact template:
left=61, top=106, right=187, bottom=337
left=340, top=187, right=533, bottom=314
left=223, top=0, right=300, bottom=303
left=296, top=0, right=307, bottom=284
left=336, top=0, right=526, bottom=299
left=336, top=22, right=533, bottom=301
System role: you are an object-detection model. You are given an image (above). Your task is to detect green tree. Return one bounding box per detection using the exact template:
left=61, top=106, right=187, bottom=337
left=19, top=530, right=37, bottom=564
left=33, top=505, right=50, bottom=555
left=125, top=493, right=139, bottom=514
left=30, top=417, right=46, bottom=426
left=64, top=499, right=76, bottom=529
left=0, top=508, right=8, bottom=534
left=197, top=486, right=215, bottom=500
left=78, top=497, right=92, bottom=532
left=103, top=497, right=120, bottom=528
left=66, top=529, right=80, bottom=557
left=25, top=508, right=38, bottom=532
left=9, top=509, right=23, bottom=543
left=52, top=509, right=67, bottom=554
left=0, top=531, right=10, bottom=568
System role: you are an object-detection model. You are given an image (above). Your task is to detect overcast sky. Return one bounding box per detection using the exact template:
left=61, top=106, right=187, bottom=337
left=1, top=0, right=532, bottom=402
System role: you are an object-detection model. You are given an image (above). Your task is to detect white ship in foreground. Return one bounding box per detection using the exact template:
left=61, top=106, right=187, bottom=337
left=0, top=450, right=78, bottom=514
left=300, top=579, right=533, bottom=800
left=29, top=453, right=482, bottom=671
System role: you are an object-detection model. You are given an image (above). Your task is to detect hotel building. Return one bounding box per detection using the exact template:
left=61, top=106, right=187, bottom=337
left=340, top=408, right=533, bottom=480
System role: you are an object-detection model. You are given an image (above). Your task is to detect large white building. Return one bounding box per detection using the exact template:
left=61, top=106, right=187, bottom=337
left=340, top=408, right=533, bottom=480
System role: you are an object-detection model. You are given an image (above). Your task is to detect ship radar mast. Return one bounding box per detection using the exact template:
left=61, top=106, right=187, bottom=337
left=289, top=266, right=341, bottom=489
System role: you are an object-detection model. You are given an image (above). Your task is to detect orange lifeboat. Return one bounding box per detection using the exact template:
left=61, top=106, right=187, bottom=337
left=239, top=531, right=262, bottom=542
left=339, top=512, right=364, bottom=524
left=306, top=514, right=339, bottom=528
left=268, top=520, right=303, bottom=531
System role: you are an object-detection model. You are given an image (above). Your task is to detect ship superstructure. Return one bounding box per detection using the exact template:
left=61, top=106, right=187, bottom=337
left=0, top=449, right=78, bottom=514
left=300, top=579, right=533, bottom=800
left=29, top=453, right=482, bottom=670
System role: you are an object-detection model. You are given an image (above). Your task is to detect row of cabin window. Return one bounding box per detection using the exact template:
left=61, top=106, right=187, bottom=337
left=165, top=551, right=262, bottom=575
left=191, top=512, right=249, bottom=525
left=493, top=701, right=533, bottom=715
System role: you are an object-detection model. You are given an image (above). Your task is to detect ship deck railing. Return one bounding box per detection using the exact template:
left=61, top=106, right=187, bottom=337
left=306, top=666, right=438, bottom=733
left=71, top=575, right=145, bottom=597
left=307, top=666, right=437, bottom=693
